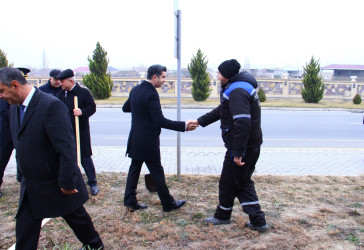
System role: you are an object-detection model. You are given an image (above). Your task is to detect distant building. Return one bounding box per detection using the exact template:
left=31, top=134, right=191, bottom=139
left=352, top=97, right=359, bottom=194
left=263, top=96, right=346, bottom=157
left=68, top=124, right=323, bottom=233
left=166, top=68, right=191, bottom=78
left=257, top=68, right=302, bottom=79
left=32, top=68, right=58, bottom=77
left=321, top=64, right=364, bottom=81
left=112, top=70, right=140, bottom=77
left=73, top=67, right=90, bottom=77
left=73, top=66, right=119, bottom=77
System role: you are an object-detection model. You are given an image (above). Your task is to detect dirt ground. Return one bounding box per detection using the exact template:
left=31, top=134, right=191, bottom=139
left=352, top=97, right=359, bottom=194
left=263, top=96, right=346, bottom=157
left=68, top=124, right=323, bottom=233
left=1, top=173, right=363, bottom=249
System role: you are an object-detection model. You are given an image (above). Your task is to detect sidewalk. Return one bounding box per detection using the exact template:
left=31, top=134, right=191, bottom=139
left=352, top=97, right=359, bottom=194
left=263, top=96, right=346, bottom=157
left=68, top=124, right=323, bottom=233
left=4, top=146, right=364, bottom=176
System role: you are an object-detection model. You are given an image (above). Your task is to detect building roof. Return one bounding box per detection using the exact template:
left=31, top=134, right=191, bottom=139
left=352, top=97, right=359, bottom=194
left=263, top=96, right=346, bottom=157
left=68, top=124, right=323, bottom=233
left=73, top=66, right=119, bottom=73
left=73, top=67, right=90, bottom=72
left=322, top=64, right=364, bottom=70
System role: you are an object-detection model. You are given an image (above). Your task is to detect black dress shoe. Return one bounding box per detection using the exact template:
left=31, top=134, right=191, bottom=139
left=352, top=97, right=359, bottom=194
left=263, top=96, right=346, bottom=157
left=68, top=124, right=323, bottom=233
left=126, top=203, right=148, bottom=212
left=163, top=200, right=186, bottom=212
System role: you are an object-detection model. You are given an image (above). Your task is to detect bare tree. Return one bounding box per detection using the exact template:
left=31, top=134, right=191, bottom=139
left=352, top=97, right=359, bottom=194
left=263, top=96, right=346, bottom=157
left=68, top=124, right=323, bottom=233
left=42, top=49, right=49, bottom=70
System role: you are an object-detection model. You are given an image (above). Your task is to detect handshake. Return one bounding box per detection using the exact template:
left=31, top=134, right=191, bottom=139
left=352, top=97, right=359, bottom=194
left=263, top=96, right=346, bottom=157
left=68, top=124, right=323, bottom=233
left=186, top=120, right=199, bottom=131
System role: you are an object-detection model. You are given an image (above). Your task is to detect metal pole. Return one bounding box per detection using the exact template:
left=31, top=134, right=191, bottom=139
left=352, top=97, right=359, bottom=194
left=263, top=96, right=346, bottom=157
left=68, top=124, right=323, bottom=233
left=176, top=10, right=181, bottom=181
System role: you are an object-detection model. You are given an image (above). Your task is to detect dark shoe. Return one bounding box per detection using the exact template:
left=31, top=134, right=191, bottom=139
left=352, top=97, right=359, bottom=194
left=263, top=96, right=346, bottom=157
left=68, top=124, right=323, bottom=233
left=91, top=185, right=99, bottom=196
left=205, top=216, right=231, bottom=225
left=246, top=221, right=268, bottom=232
left=126, top=203, right=148, bottom=212
left=163, top=200, right=186, bottom=212
left=81, top=243, right=104, bottom=250
left=0, top=190, right=2, bottom=198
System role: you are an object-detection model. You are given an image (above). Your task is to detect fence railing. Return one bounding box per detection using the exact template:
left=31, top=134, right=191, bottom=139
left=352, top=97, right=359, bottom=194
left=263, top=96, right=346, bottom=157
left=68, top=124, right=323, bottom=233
left=27, top=77, right=363, bottom=100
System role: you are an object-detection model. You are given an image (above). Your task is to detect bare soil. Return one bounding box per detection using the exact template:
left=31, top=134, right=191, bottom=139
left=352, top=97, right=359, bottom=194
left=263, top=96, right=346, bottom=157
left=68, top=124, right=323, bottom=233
left=1, top=173, right=363, bottom=249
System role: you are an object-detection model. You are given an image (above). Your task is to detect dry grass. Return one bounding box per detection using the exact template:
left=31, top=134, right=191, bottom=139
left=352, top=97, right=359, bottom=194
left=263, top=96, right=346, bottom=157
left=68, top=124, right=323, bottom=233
left=1, top=173, right=363, bottom=249
left=95, top=97, right=364, bottom=110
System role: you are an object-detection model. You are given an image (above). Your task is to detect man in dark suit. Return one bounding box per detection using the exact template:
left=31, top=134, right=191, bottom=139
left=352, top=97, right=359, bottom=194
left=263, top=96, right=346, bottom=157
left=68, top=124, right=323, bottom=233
left=0, top=99, right=14, bottom=197
left=0, top=68, right=29, bottom=197
left=123, top=64, right=196, bottom=212
left=56, top=69, right=99, bottom=195
left=39, top=69, right=62, bottom=96
left=0, top=67, right=103, bottom=250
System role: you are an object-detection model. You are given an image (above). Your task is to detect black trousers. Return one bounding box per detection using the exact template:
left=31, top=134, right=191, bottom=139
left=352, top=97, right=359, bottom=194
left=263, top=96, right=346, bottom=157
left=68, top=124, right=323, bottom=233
left=0, top=138, right=14, bottom=187
left=81, top=156, right=97, bottom=187
left=124, top=159, right=175, bottom=209
left=214, top=147, right=266, bottom=226
left=15, top=193, right=103, bottom=250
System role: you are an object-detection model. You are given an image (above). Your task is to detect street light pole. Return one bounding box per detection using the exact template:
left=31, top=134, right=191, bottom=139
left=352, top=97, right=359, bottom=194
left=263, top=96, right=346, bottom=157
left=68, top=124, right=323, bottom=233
left=175, top=8, right=182, bottom=181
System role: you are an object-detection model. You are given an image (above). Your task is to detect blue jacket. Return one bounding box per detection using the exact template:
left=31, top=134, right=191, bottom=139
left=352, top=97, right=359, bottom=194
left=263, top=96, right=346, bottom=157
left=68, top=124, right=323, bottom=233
left=197, top=71, right=262, bottom=157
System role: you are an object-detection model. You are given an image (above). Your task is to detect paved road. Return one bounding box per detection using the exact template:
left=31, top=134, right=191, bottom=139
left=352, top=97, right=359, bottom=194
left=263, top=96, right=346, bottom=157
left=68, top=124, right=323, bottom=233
left=4, top=108, right=364, bottom=177
left=91, top=108, right=364, bottom=148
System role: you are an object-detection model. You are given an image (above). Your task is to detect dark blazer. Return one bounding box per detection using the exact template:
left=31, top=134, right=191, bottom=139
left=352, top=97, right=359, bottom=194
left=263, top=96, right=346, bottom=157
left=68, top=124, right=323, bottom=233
left=9, top=88, right=88, bottom=219
left=0, top=99, right=12, bottom=141
left=39, top=81, right=62, bottom=96
left=57, top=83, right=96, bottom=157
left=123, top=80, right=185, bottom=161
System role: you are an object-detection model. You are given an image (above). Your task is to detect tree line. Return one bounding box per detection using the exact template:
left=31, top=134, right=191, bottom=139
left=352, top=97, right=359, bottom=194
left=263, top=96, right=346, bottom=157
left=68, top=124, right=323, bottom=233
left=0, top=46, right=361, bottom=104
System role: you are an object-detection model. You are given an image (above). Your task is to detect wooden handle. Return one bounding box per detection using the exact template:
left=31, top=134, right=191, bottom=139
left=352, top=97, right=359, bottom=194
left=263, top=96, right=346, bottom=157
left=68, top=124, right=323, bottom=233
left=74, top=96, right=81, bottom=169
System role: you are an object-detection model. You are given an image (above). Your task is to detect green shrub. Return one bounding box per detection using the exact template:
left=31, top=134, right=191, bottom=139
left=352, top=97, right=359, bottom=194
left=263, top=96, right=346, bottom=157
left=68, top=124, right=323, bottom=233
left=83, top=42, right=113, bottom=100
left=257, top=88, right=266, bottom=102
left=188, top=49, right=211, bottom=101
left=301, top=56, right=325, bottom=103
left=353, top=94, right=362, bottom=104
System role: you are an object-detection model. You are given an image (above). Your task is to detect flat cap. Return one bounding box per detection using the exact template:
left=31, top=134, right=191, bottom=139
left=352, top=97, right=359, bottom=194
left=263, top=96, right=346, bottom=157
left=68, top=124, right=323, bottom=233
left=49, top=69, right=61, bottom=78
left=17, top=67, right=30, bottom=78
left=56, top=69, right=74, bottom=80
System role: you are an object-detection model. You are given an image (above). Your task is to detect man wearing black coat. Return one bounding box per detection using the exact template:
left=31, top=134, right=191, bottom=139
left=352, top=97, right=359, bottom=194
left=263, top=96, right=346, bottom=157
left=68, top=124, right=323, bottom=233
left=0, top=67, right=30, bottom=197
left=192, top=59, right=268, bottom=232
left=56, top=69, right=99, bottom=195
left=123, top=64, right=196, bottom=212
left=0, top=99, right=14, bottom=197
left=39, top=69, right=62, bottom=96
left=0, top=67, right=103, bottom=249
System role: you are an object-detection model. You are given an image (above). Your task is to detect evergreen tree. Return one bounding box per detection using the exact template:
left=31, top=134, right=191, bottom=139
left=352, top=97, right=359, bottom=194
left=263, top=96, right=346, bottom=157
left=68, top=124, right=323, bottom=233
left=0, top=49, right=13, bottom=68
left=353, top=94, right=362, bottom=104
left=301, top=56, right=325, bottom=103
left=257, top=88, right=266, bottom=102
left=82, top=42, right=113, bottom=99
left=188, top=49, right=211, bottom=101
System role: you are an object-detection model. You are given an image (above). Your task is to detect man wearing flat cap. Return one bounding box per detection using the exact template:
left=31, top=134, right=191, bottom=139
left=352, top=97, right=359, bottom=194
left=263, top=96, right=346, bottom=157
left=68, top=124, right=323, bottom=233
left=56, top=69, right=99, bottom=196
left=39, top=69, right=62, bottom=96
left=191, top=59, right=268, bottom=232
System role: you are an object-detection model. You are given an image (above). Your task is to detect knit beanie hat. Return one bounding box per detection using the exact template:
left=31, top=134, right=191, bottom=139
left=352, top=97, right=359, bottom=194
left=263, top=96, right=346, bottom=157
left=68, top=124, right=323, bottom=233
left=218, top=59, right=241, bottom=79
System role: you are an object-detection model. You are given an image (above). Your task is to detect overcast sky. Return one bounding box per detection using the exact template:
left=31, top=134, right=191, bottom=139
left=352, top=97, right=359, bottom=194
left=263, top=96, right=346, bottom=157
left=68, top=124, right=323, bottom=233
left=1, top=0, right=364, bottom=71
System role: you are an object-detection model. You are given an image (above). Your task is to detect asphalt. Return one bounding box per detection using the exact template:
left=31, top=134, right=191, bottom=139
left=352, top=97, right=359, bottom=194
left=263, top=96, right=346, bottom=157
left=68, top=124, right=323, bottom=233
left=4, top=105, right=364, bottom=177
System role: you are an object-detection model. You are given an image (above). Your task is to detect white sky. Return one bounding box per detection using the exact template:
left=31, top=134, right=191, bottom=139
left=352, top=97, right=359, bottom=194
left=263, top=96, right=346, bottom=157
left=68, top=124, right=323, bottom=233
left=1, top=0, right=364, bottom=71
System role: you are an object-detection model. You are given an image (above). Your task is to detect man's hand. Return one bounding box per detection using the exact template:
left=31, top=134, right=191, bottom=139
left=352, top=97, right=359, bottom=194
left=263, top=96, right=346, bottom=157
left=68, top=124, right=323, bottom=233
left=186, top=120, right=199, bottom=131
left=73, top=108, right=82, bottom=116
left=61, top=188, right=78, bottom=195
left=234, top=156, right=245, bottom=167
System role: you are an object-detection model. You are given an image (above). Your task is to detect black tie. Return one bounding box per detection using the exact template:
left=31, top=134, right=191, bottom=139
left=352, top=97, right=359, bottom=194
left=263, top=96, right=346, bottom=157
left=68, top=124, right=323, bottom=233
left=19, top=105, right=26, bottom=124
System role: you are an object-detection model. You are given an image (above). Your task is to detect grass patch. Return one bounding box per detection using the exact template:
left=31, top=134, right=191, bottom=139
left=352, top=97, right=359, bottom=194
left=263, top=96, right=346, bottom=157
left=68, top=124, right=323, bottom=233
left=0, top=173, right=363, bottom=249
